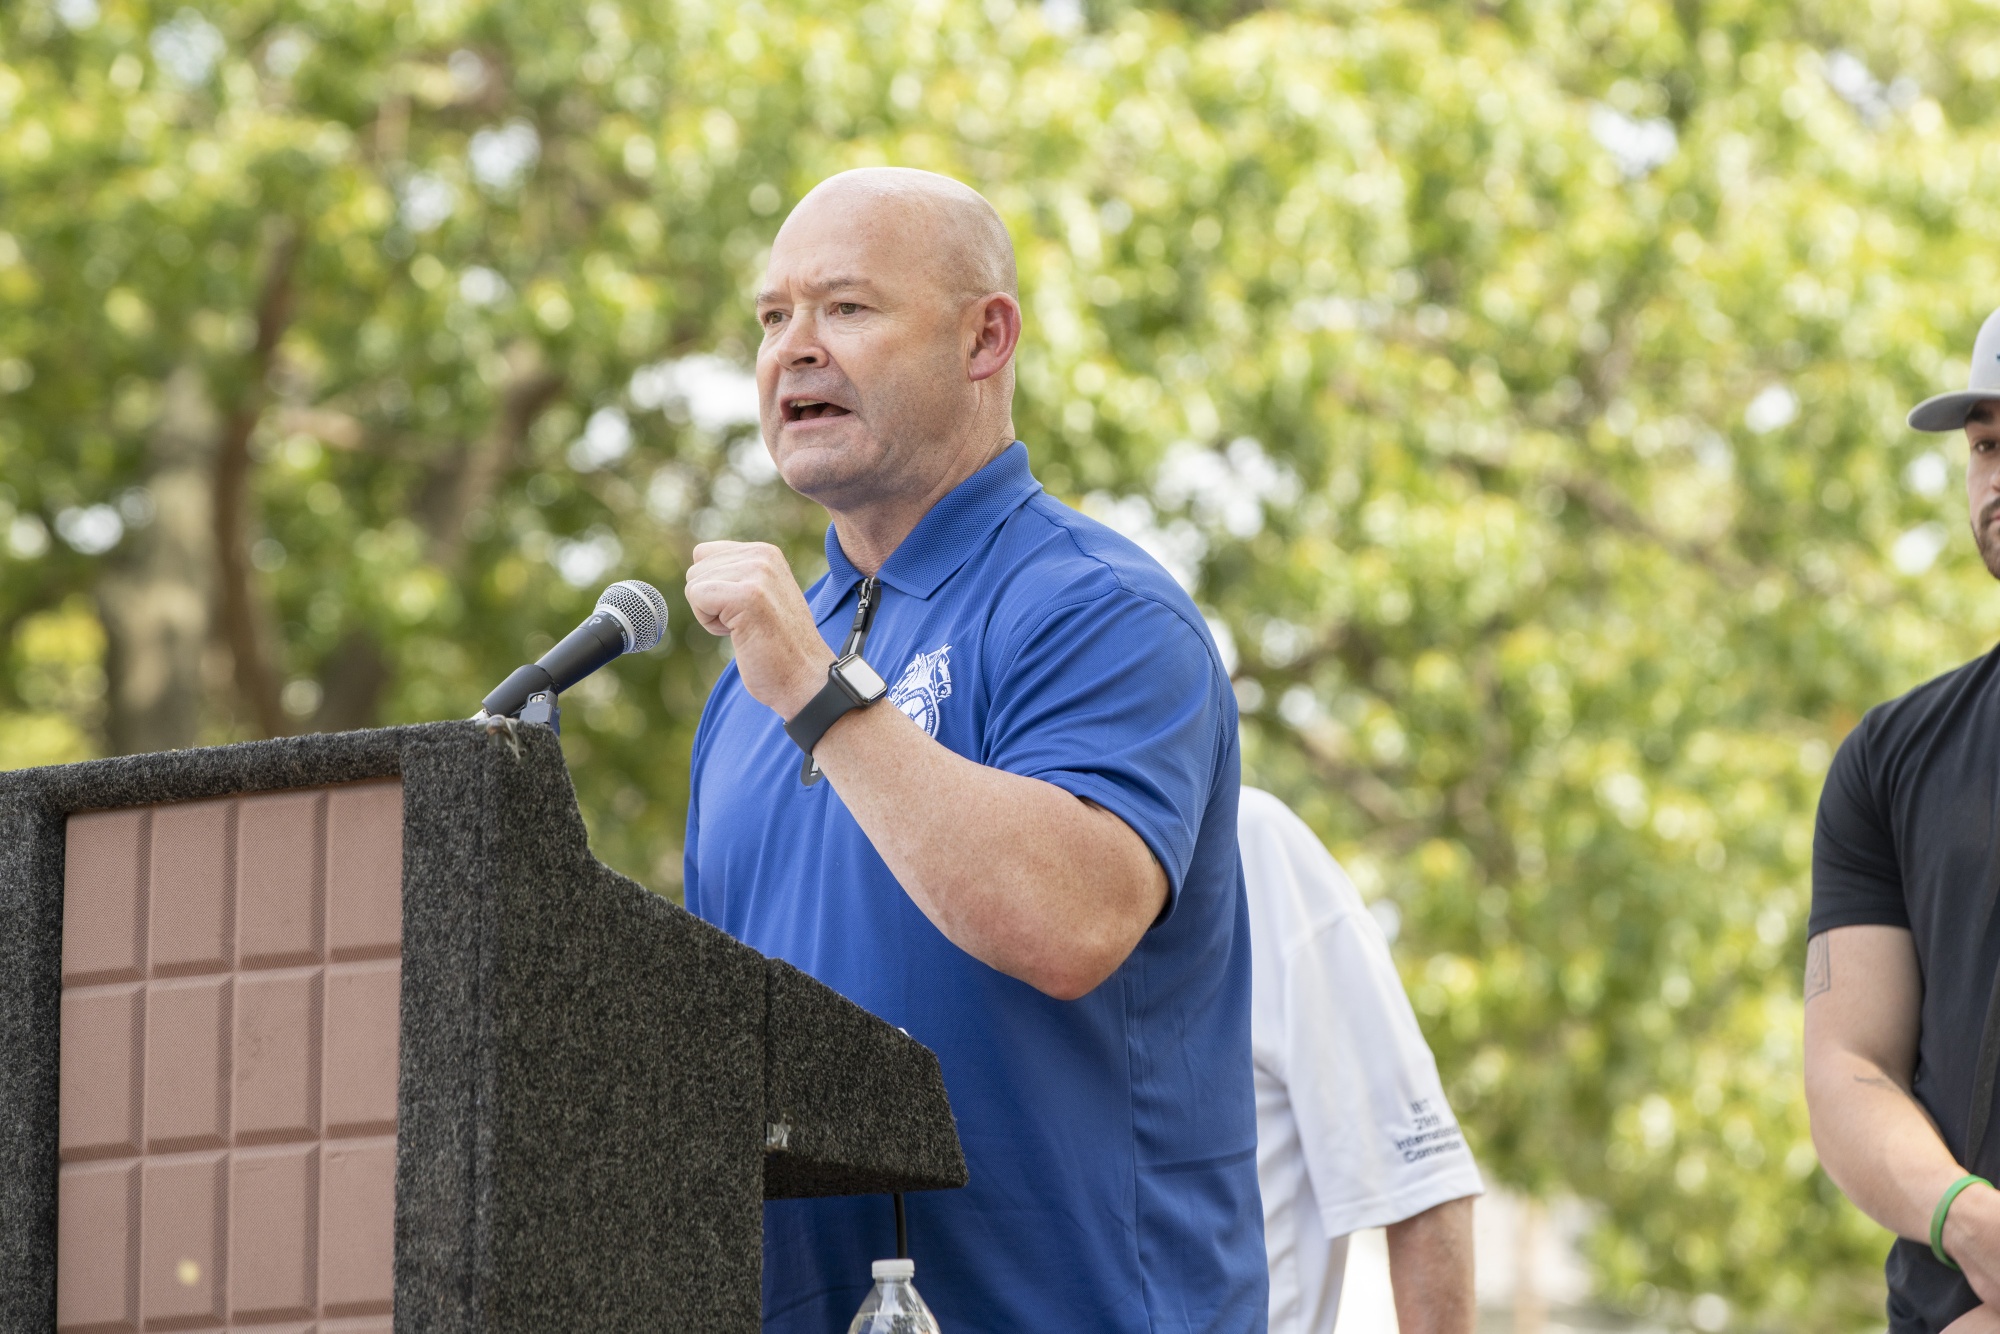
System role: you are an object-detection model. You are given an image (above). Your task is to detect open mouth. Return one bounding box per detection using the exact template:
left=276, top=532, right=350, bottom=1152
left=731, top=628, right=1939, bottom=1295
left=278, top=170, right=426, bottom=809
left=784, top=398, right=853, bottom=423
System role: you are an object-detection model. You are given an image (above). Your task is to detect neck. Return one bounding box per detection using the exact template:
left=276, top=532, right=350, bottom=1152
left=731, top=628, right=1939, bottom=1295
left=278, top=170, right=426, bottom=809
left=828, top=431, right=1013, bottom=575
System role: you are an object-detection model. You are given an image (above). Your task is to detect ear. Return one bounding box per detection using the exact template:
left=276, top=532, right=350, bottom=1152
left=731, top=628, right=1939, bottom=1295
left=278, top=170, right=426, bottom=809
left=965, top=293, right=1022, bottom=384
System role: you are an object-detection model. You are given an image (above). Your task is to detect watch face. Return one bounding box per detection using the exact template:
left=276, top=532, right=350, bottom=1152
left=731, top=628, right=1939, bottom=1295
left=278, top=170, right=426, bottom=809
left=836, top=655, right=888, bottom=702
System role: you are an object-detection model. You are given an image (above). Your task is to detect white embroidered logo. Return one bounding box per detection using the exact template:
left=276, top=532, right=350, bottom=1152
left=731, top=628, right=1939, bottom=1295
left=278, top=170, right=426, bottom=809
left=889, top=644, right=953, bottom=737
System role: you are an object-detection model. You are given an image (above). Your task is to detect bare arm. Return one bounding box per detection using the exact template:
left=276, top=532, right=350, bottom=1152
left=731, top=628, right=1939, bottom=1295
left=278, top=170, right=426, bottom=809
left=809, top=699, right=1165, bottom=999
left=685, top=541, right=1168, bottom=1000
left=1804, top=925, right=2000, bottom=1303
left=1385, top=1195, right=1475, bottom=1334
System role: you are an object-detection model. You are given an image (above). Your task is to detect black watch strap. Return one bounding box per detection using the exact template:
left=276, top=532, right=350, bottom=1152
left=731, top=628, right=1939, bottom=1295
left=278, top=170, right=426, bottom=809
left=785, top=659, right=883, bottom=759
left=790, top=577, right=886, bottom=786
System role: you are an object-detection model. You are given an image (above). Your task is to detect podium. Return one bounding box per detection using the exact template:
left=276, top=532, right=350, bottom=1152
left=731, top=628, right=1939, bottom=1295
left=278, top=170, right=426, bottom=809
left=0, top=721, right=966, bottom=1332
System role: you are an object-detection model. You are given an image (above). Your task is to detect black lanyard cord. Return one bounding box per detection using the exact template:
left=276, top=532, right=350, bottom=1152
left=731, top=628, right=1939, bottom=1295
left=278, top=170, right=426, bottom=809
left=839, top=575, right=881, bottom=659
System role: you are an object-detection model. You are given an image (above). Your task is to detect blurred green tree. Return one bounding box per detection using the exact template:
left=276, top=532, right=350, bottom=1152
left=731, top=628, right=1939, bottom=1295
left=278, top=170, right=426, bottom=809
left=8, top=0, right=2000, bottom=1325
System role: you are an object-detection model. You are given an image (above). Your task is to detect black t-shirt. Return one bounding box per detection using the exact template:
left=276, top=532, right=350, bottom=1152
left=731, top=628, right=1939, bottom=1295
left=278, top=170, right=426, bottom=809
left=1812, top=643, right=2000, bottom=1333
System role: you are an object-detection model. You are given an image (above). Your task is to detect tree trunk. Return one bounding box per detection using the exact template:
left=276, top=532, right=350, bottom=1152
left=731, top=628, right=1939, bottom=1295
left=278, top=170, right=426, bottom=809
left=419, top=341, right=562, bottom=571
left=310, top=630, right=391, bottom=734
left=211, top=223, right=300, bottom=740
left=305, top=341, right=562, bottom=734
left=98, top=368, right=217, bottom=756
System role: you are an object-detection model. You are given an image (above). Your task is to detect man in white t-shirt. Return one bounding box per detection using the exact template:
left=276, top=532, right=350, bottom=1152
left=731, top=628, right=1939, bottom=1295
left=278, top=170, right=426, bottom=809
left=1239, top=787, right=1483, bottom=1333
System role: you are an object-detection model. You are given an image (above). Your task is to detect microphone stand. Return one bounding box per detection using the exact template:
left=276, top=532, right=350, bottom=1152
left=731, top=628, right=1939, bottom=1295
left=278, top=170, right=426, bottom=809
left=475, top=580, right=668, bottom=738
left=518, top=688, right=560, bottom=736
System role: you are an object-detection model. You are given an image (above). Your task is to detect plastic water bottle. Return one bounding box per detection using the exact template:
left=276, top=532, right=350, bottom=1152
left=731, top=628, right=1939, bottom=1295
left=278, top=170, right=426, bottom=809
left=846, top=1258, right=941, bottom=1333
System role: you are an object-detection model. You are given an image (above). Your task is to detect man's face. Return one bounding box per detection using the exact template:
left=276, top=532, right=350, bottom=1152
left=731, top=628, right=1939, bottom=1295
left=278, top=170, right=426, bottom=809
left=753, top=199, right=969, bottom=511
left=1968, top=402, right=2000, bottom=578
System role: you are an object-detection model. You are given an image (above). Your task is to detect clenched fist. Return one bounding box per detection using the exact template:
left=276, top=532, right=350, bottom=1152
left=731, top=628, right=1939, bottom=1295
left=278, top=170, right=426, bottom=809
left=684, top=541, right=834, bottom=720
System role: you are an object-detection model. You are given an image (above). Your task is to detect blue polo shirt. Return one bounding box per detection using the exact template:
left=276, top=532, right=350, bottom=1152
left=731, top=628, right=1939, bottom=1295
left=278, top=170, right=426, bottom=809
left=685, top=442, right=1265, bottom=1332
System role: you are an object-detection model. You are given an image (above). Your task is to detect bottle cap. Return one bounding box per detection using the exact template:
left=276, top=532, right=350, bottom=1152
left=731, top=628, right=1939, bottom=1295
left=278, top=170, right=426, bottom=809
left=872, top=1258, right=915, bottom=1282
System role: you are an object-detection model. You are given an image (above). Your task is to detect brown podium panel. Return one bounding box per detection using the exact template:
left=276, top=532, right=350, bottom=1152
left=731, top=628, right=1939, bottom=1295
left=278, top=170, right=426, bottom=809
left=3, top=721, right=967, bottom=1333
left=56, top=780, right=402, bottom=1331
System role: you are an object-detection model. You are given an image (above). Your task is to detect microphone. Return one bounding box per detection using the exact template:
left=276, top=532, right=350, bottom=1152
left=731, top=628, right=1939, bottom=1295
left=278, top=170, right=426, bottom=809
left=480, top=579, right=670, bottom=723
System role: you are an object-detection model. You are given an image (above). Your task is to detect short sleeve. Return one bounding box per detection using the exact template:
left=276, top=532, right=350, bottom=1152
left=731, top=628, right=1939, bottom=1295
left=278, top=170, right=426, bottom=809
left=1809, top=718, right=1909, bottom=937
left=1249, top=821, right=1483, bottom=1235
left=982, top=591, right=1228, bottom=914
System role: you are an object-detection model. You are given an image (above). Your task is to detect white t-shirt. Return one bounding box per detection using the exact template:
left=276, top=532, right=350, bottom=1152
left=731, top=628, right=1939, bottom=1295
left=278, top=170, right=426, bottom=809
left=1239, top=787, right=1484, bottom=1334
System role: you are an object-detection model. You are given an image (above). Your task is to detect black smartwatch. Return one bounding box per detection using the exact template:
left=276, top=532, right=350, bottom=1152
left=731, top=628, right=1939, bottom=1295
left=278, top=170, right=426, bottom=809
left=785, top=652, right=889, bottom=759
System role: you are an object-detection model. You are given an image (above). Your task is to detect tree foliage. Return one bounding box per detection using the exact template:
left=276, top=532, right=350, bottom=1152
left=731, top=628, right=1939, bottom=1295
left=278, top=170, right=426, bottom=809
left=8, top=0, right=2000, bottom=1325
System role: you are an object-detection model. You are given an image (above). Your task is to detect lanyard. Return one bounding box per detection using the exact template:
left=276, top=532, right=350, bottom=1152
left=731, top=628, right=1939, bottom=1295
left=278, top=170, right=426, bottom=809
left=801, top=575, right=881, bottom=787
left=839, top=575, right=882, bottom=658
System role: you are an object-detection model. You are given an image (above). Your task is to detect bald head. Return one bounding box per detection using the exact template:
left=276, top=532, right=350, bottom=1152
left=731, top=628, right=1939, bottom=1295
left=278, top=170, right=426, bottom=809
left=752, top=168, right=1024, bottom=556
left=781, top=168, right=1018, bottom=304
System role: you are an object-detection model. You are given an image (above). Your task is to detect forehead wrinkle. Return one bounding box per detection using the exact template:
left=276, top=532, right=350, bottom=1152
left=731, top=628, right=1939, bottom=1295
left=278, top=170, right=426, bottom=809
left=757, top=274, right=882, bottom=305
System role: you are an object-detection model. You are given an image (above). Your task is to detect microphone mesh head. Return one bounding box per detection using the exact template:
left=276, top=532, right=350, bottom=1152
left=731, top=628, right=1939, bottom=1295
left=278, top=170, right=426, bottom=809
left=597, top=579, right=669, bottom=653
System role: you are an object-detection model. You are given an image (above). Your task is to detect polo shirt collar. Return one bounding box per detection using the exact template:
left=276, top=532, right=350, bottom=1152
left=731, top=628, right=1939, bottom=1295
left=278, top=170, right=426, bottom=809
left=811, top=442, right=1041, bottom=621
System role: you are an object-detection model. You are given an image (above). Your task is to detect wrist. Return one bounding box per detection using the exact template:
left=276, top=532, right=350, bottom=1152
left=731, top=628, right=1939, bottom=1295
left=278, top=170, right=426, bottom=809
left=775, top=649, right=836, bottom=721
left=1943, top=1179, right=1998, bottom=1265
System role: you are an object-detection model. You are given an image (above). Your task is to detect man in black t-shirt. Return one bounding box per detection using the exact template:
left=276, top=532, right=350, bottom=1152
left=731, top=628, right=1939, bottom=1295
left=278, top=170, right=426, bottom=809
left=1808, top=305, right=2000, bottom=1334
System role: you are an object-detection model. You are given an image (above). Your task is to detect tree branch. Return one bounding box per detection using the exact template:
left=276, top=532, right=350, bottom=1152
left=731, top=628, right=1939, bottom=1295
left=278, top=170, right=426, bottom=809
left=1285, top=718, right=1426, bottom=841
left=213, top=222, right=301, bottom=740
left=308, top=342, right=563, bottom=734
left=1549, top=468, right=1753, bottom=586
left=422, top=341, right=563, bottom=570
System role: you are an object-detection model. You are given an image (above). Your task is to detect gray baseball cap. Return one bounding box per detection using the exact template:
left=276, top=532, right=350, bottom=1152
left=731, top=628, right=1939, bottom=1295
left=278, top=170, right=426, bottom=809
left=1910, top=306, right=2000, bottom=431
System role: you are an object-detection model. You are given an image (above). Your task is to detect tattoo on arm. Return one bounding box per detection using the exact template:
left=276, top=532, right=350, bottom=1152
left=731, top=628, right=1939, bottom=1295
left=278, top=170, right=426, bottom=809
left=1852, top=1072, right=1924, bottom=1113
left=1806, top=933, right=1831, bottom=1002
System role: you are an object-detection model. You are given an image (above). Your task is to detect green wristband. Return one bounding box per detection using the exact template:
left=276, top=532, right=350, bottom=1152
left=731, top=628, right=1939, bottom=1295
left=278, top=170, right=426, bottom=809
left=1932, top=1173, right=1989, bottom=1271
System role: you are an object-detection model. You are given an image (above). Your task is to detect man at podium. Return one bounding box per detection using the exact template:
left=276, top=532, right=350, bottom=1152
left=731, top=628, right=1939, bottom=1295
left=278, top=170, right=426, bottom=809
left=682, top=168, right=1265, bottom=1332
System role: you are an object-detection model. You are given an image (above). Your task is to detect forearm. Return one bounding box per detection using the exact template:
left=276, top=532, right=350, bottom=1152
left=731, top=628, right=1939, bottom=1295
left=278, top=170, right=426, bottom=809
left=1802, top=926, right=1970, bottom=1241
left=1805, top=1044, right=1965, bottom=1241
left=1385, top=1196, right=1476, bottom=1334
left=811, top=698, right=1166, bottom=998
left=1804, top=925, right=2000, bottom=1298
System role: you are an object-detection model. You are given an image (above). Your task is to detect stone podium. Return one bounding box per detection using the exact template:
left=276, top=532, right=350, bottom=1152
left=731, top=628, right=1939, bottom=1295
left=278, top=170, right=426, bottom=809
left=0, top=721, right=966, bottom=1332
